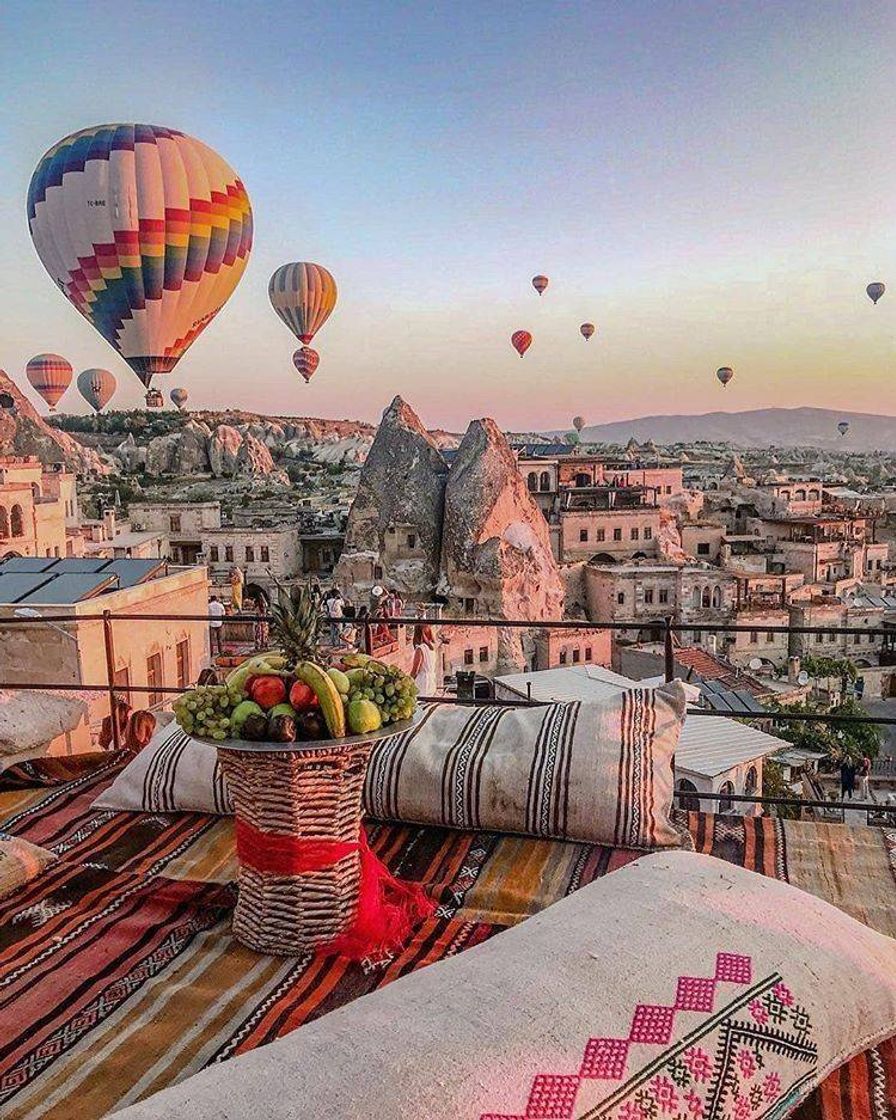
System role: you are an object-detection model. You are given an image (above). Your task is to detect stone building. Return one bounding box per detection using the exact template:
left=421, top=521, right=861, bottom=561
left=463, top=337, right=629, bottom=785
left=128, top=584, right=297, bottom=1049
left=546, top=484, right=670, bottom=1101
left=0, top=457, right=80, bottom=560
left=201, top=527, right=302, bottom=599
left=130, top=502, right=222, bottom=566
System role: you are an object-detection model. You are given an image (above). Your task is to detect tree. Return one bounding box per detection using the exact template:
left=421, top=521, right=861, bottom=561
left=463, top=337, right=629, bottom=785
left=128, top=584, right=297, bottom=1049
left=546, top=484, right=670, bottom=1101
left=768, top=694, right=881, bottom=766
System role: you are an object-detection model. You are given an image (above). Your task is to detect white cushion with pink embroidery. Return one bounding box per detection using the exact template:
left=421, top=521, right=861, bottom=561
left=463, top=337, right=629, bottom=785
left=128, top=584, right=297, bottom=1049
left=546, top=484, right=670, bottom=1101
left=112, top=851, right=896, bottom=1120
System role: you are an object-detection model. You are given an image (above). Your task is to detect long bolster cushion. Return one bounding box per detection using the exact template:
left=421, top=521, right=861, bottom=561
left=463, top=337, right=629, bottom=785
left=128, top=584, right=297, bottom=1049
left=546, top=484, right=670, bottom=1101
left=112, top=851, right=896, bottom=1120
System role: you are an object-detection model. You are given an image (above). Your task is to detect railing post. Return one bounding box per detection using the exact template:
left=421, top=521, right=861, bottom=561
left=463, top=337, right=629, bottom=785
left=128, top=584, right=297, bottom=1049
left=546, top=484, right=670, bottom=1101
left=363, top=620, right=372, bottom=656
left=663, top=616, right=674, bottom=683
left=102, top=609, right=121, bottom=751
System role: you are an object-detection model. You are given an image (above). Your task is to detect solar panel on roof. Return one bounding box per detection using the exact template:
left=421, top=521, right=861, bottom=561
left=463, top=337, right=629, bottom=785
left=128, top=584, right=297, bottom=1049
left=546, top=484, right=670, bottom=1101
left=17, top=574, right=117, bottom=604
left=0, top=573, right=55, bottom=603
left=732, top=690, right=766, bottom=713
left=0, top=557, right=57, bottom=574
left=103, top=559, right=165, bottom=587
left=47, top=558, right=111, bottom=574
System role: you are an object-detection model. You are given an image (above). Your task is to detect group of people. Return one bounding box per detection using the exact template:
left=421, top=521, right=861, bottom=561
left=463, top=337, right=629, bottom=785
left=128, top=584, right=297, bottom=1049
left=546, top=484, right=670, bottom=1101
left=207, top=590, right=270, bottom=658
left=839, top=755, right=873, bottom=801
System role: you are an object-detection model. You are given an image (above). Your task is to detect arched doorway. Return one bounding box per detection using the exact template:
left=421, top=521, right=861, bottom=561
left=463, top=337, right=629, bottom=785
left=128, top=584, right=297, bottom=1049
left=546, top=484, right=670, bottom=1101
left=10, top=505, right=24, bottom=538
left=718, top=781, right=735, bottom=813
left=676, top=779, right=700, bottom=812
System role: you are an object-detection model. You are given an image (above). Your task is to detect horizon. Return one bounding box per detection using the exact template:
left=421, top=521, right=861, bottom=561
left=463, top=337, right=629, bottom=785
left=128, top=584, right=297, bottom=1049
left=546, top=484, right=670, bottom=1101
left=2, top=1, right=895, bottom=426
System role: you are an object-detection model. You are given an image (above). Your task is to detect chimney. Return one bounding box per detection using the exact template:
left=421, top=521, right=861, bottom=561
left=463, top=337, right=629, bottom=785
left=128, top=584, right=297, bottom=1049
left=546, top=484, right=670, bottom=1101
left=102, top=508, right=116, bottom=540
left=787, top=656, right=801, bottom=684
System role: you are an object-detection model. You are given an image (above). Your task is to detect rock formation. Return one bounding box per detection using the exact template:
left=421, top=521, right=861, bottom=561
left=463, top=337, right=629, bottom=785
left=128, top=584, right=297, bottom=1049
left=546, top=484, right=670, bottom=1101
left=0, top=369, right=106, bottom=475
left=334, top=396, right=448, bottom=597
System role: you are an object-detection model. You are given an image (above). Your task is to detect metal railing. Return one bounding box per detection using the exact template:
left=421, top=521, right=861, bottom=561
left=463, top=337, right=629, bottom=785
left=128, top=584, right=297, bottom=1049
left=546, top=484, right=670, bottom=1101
left=0, top=607, right=894, bottom=820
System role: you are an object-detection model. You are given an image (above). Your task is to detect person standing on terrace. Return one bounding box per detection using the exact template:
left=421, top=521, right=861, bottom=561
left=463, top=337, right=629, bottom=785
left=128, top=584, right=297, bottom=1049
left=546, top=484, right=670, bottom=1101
left=411, top=624, right=437, bottom=697
left=208, top=595, right=226, bottom=658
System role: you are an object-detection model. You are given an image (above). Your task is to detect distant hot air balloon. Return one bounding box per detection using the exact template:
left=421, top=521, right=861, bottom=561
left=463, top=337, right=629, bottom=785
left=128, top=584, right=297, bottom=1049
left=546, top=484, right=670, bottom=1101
left=293, top=347, right=320, bottom=384
left=532, top=275, right=549, bottom=295
left=511, top=330, right=532, bottom=357
left=26, top=354, right=72, bottom=411
left=77, top=368, right=116, bottom=412
left=580, top=323, right=595, bottom=341
left=838, top=421, right=850, bottom=437
left=716, top=366, right=734, bottom=388
left=573, top=415, right=585, bottom=432
left=27, top=123, right=253, bottom=389
left=170, top=388, right=189, bottom=410
left=866, top=282, right=885, bottom=305
left=269, top=263, right=337, bottom=346
left=144, top=389, right=164, bottom=409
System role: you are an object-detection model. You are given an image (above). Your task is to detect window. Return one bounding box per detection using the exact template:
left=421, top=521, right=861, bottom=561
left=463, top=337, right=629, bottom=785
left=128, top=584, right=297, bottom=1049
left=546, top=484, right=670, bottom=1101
left=712, top=586, right=721, bottom=608
left=572, top=648, right=581, bottom=663
left=828, top=632, right=836, bottom=644
left=644, top=589, right=654, bottom=605
left=53, top=546, right=60, bottom=557
left=479, top=646, right=488, bottom=663
left=701, top=587, right=711, bottom=608
left=146, top=653, right=163, bottom=707
left=464, top=597, right=476, bottom=613
left=595, top=528, right=605, bottom=542
left=463, top=648, right=474, bottom=666
left=630, top=527, right=639, bottom=541
left=745, top=767, right=758, bottom=796
left=617, top=591, right=625, bottom=605
left=407, top=534, right=416, bottom=550
left=697, top=542, right=710, bottom=556
left=10, top=505, right=23, bottom=537
left=676, top=778, right=700, bottom=812
left=175, top=639, right=190, bottom=690
left=693, top=630, right=702, bottom=643
left=613, top=528, right=622, bottom=541
left=579, top=528, right=588, bottom=543
left=260, top=546, right=270, bottom=563
left=658, top=589, right=669, bottom=605
left=0, top=507, right=7, bottom=537
left=853, top=633, right=861, bottom=645
left=245, top=546, right=255, bottom=563
left=749, top=631, right=759, bottom=644
left=575, top=473, right=590, bottom=488
left=225, top=545, right=234, bottom=563
left=527, top=472, right=538, bottom=492
left=559, top=650, right=567, bottom=665
left=169, top=515, right=181, bottom=533
left=209, top=546, right=219, bottom=562
left=766, top=631, right=775, bottom=643
left=718, top=781, right=735, bottom=813
left=585, top=646, right=592, bottom=660
left=540, top=471, right=551, bottom=492
left=665, top=485, right=672, bottom=495
left=113, top=665, right=130, bottom=702
left=644, top=527, right=652, bottom=540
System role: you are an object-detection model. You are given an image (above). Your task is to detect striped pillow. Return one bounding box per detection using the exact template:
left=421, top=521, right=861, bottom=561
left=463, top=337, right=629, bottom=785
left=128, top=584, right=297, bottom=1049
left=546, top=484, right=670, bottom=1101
left=363, top=682, right=688, bottom=849
left=93, top=722, right=232, bottom=815
left=0, top=832, right=56, bottom=899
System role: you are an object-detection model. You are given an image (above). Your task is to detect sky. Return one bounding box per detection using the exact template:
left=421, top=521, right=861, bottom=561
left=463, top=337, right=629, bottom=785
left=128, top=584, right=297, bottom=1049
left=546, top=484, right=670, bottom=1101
left=1, top=0, right=895, bottom=430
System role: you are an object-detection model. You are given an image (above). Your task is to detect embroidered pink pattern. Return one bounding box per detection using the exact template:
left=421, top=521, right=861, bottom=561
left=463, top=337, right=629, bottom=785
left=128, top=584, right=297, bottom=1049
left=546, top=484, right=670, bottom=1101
left=683, top=1047, right=713, bottom=1082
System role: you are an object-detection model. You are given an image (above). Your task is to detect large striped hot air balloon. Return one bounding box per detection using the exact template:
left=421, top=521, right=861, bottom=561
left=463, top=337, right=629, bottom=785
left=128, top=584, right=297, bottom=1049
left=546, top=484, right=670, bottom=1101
left=26, top=354, right=72, bottom=411
left=77, top=368, right=116, bottom=412
left=511, top=330, right=532, bottom=357
left=27, top=123, right=253, bottom=389
left=293, top=347, right=320, bottom=384
left=269, top=263, right=337, bottom=346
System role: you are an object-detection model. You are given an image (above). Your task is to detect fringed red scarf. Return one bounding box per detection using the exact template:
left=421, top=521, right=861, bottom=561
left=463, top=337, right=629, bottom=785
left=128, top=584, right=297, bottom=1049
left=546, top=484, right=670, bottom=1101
left=235, top=820, right=435, bottom=961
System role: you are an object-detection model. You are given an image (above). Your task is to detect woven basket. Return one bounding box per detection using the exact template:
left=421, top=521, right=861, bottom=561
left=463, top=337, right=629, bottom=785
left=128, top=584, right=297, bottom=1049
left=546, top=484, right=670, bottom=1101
left=219, top=739, right=374, bottom=955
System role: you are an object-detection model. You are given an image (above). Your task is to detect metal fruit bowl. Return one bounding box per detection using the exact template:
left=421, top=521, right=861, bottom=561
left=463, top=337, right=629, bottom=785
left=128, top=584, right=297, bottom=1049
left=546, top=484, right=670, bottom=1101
left=206, top=708, right=423, bottom=754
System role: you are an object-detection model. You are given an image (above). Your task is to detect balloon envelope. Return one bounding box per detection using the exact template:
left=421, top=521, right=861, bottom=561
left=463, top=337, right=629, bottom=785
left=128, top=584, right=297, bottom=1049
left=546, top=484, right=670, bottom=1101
left=511, top=330, right=532, bottom=357
left=580, top=323, right=595, bottom=340
left=716, top=366, right=734, bottom=387
left=77, top=367, right=116, bottom=412
left=26, top=353, right=72, bottom=411
left=867, top=282, right=885, bottom=304
left=838, top=421, right=849, bottom=436
left=27, top=123, right=253, bottom=388
left=270, top=263, right=337, bottom=345
left=573, top=415, right=585, bottom=432
left=170, top=387, right=189, bottom=409
left=531, top=275, right=548, bottom=295
left=292, top=347, right=320, bottom=383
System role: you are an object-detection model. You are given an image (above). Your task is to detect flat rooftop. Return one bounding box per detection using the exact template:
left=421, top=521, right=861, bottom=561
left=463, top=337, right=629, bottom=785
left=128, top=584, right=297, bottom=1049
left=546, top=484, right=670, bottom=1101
left=0, top=557, right=167, bottom=604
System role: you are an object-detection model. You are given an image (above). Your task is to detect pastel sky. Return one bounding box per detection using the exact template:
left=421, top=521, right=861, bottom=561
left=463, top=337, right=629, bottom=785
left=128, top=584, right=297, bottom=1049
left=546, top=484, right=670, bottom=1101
left=1, top=0, right=894, bottom=429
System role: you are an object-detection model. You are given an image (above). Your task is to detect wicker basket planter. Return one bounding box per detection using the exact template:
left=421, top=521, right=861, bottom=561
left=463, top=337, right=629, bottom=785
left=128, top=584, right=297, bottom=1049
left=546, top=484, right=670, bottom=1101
left=217, top=718, right=416, bottom=956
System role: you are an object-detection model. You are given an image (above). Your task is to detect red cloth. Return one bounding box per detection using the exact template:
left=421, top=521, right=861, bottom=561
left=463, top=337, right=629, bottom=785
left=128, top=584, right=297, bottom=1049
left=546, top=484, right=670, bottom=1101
left=234, top=820, right=435, bottom=961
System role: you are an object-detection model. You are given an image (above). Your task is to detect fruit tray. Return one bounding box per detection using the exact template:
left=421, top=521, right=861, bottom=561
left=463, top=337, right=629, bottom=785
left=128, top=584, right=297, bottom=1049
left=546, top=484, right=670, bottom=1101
left=206, top=710, right=421, bottom=753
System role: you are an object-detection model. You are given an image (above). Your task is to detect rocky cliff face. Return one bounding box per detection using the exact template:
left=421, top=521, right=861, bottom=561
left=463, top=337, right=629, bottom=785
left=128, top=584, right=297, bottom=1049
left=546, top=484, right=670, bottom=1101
left=0, top=370, right=106, bottom=475
left=441, top=418, right=564, bottom=670
left=334, top=396, right=448, bottom=597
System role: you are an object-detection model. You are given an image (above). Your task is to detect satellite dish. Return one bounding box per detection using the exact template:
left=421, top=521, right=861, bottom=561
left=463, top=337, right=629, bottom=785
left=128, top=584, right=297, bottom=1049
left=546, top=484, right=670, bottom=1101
left=371, top=585, right=385, bottom=598
left=748, top=658, right=763, bottom=672
left=797, top=670, right=810, bottom=686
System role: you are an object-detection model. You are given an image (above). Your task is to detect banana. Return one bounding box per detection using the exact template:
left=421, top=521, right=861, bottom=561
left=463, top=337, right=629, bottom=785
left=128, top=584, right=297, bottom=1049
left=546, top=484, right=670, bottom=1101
left=295, top=661, right=347, bottom=738
left=339, top=653, right=372, bottom=668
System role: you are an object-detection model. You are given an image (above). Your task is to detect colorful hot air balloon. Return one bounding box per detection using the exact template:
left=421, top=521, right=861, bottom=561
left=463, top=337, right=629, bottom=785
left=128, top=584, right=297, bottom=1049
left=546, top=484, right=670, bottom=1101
left=716, top=366, right=734, bottom=388
left=170, top=387, right=189, bottom=410
left=293, top=347, right=320, bottom=384
left=77, top=367, right=116, bottom=412
left=580, top=323, right=595, bottom=341
left=511, top=330, right=532, bottom=357
left=838, top=421, right=850, bottom=437
left=866, top=282, right=885, bottom=305
left=26, top=354, right=72, bottom=411
left=573, top=415, right=585, bottom=432
left=269, top=263, right=337, bottom=346
left=27, top=124, right=253, bottom=389
left=532, top=275, right=549, bottom=295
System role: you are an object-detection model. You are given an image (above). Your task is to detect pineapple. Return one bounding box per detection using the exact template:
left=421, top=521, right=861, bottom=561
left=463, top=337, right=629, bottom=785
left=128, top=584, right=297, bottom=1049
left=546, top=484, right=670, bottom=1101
left=269, top=579, right=323, bottom=666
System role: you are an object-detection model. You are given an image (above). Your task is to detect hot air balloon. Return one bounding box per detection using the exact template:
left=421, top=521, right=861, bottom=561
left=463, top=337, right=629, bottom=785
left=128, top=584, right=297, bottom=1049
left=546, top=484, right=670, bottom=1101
left=293, top=347, right=320, bottom=384
left=144, top=389, right=164, bottom=409
left=580, top=323, right=595, bottom=341
left=77, top=368, right=116, bottom=412
left=716, top=366, right=734, bottom=388
left=26, top=354, right=72, bottom=411
left=532, top=275, right=549, bottom=295
left=838, top=421, right=850, bottom=437
left=27, top=124, right=253, bottom=389
left=269, top=263, right=337, bottom=346
left=867, top=282, right=885, bottom=305
left=573, top=415, right=585, bottom=432
left=170, top=388, right=189, bottom=410
left=511, top=330, right=532, bottom=357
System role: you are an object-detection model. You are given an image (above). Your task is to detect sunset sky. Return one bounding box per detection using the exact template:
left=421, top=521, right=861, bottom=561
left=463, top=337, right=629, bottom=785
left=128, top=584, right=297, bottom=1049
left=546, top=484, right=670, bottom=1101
left=2, top=0, right=894, bottom=428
